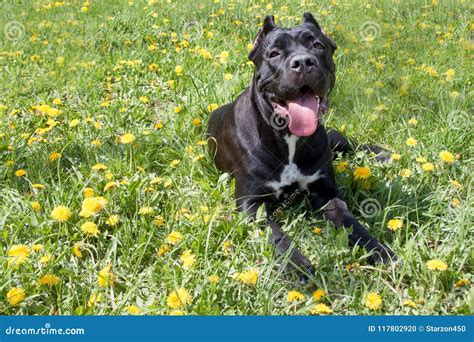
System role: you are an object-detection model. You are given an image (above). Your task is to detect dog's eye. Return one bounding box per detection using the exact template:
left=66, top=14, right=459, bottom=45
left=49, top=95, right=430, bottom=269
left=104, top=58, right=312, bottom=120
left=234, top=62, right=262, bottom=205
left=268, top=50, right=281, bottom=58
left=313, top=42, right=325, bottom=50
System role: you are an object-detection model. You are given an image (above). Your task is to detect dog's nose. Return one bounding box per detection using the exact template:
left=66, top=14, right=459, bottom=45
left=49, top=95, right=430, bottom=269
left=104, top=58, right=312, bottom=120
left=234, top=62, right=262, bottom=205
left=290, top=55, right=316, bottom=73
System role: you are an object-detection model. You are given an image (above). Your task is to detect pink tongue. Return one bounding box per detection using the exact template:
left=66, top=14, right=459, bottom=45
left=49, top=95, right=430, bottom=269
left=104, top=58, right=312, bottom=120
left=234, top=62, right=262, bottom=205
left=287, top=95, right=319, bottom=136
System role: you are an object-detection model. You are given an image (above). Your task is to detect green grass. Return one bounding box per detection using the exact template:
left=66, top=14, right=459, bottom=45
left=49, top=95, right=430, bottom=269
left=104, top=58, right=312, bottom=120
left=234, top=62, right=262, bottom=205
left=0, top=0, right=472, bottom=315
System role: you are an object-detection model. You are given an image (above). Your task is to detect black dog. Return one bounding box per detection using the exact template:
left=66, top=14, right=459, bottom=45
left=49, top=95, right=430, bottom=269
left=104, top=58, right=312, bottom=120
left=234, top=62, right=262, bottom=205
left=207, top=13, right=396, bottom=277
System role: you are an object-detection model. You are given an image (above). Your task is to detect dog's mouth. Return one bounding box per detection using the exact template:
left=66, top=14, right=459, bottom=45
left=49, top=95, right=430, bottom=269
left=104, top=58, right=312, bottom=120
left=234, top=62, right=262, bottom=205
left=268, top=85, right=326, bottom=137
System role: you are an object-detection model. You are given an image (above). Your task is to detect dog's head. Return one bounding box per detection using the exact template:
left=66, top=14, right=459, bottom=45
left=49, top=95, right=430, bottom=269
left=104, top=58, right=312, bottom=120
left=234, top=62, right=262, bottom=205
left=249, top=13, right=336, bottom=137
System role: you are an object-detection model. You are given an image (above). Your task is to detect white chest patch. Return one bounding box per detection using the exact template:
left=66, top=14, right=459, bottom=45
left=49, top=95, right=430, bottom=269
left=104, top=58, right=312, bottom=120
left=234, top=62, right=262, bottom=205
left=266, top=135, right=323, bottom=198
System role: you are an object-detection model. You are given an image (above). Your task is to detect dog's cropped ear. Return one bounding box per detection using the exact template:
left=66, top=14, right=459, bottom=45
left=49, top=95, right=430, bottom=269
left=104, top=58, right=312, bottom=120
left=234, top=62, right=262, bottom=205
left=248, top=15, right=277, bottom=61
left=303, top=12, right=322, bottom=30
left=303, top=12, right=337, bottom=50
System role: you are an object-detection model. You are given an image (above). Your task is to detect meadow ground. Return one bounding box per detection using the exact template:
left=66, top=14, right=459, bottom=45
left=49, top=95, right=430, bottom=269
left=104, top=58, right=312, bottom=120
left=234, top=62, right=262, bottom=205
left=0, top=0, right=472, bottom=315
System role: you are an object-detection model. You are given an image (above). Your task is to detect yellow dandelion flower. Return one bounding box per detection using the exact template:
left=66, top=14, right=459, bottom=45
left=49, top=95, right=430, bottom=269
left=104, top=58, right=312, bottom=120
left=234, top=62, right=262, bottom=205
left=167, top=288, right=192, bottom=308
left=69, top=119, right=80, bottom=127
left=170, top=159, right=180, bottom=168
left=449, top=91, right=460, bottom=98
left=92, top=163, right=108, bottom=171
left=49, top=152, right=61, bottom=161
left=50, top=205, right=72, bottom=222
left=98, top=264, right=115, bottom=287
left=119, top=133, right=136, bottom=144
left=105, top=171, right=114, bottom=181
left=125, top=305, right=141, bottom=315
left=408, top=117, right=418, bottom=125
left=207, top=103, right=219, bottom=112
left=219, top=50, right=229, bottom=64
left=336, top=161, right=348, bottom=172
left=222, top=240, right=233, bottom=256
left=157, top=244, right=170, bottom=256
left=224, top=73, right=233, bottom=81
left=106, top=215, right=119, bottom=226
left=312, top=288, right=326, bottom=301
left=88, top=293, right=102, bottom=307
left=416, top=156, right=427, bottom=163
left=310, top=303, right=333, bottom=315
left=452, top=197, right=461, bottom=207
left=31, top=201, right=41, bottom=212
left=449, top=180, right=463, bottom=190
left=207, top=274, right=219, bottom=283
left=405, top=138, right=418, bottom=147
left=73, top=243, right=82, bottom=258
left=83, top=187, right=95, bottom=197
left=390, top=153, right=401, bottom=161
left=40, top=254, right=52, bottom=264
left=234, top=269, right=259, bottom=286
left=399, top=169, right=412, bottom=178
left=454, top=279, right=470, bottom=288
left=7, top=244, right=30, bottom=266
left=287, top=290, right=305, bottom=302
left=192, top=118, right=201, bottom=126
left=175, top=65, right=184, bottom=76
left=79, top=196, right=106, bottom=217
left=154, top=216, right=165, bottom=226
left=81, top=221, right=99, bottom=236
left=353, top=166, right=371, bottom=180
left=403, top=300, right=417, bottom=308
left=426, top=259, right=448, bottom=271
left=169, top=310, right=185, bottom=315
left=166, top=231, right=183, bottom=245
left=139, top=206, right=154, bottom=216
left=32, top=183, right=45, bottom=190
left=387, top=219, right=404, bottom=231
left=439, top=150, right=454, bottom=164
left=15, top=169, right=26, bottom=177
left=421, top=162, right=434, bottom=172
left=38, top=274, right=60, bottom=286
left=180, top=249, right=196, bottom=269
left=365, top=292, right=382, bottom=310
left=443, top=68, right=455, bottom=81
left=31, top=244, right=43, bottom=252
left=7, top=287, right=25, bottom=306
left=104, top=181, right=117, bottom=191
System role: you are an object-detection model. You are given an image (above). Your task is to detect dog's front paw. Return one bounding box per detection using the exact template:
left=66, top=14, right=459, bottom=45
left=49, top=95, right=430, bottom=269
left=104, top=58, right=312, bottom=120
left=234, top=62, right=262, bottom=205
left=289, top=249, right=315, bottom=284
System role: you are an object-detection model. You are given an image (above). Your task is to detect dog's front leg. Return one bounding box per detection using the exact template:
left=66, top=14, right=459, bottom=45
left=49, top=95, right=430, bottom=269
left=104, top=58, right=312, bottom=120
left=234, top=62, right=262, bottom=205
left=265, top=203, right=315, bottom=278
left=239, top=198, right=314, bottom=279
left=310, top=195, right=396, bottom=264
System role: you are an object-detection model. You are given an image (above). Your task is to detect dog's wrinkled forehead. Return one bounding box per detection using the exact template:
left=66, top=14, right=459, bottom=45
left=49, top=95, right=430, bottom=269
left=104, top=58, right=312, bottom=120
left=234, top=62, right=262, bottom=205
left=264, top=25, right=314, bottom=45
left=262, top=28, right=285, bottom=48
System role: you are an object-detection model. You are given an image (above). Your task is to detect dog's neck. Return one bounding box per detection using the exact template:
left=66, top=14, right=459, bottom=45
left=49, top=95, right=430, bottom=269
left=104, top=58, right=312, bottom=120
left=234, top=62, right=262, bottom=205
left=250, top=75, right=273, bottom=121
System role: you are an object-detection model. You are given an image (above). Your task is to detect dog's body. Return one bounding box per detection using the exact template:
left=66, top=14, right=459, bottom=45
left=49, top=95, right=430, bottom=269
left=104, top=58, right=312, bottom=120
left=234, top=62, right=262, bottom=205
left=207, top=13, right=395, bottom=276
